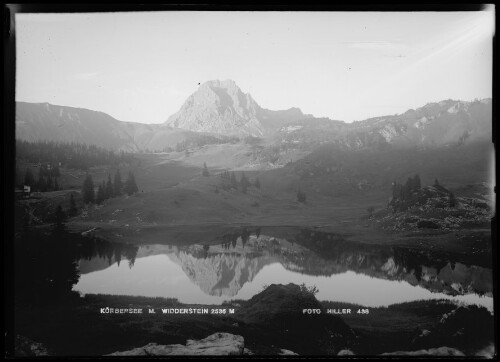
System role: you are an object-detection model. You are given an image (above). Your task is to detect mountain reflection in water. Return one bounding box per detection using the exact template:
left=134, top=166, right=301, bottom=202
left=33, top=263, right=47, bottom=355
left=73, top=228, right=493, bottom=311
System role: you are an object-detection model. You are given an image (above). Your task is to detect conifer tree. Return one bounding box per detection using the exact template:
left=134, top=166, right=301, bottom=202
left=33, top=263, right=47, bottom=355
left=96, top=184, right=106, bottom=204
left=38, top=166, right=47, bottom=180
left=403, top=178, right=413, bottom=200
left=24, top=168, right=35, bottom=188
left=101, top=181, right=107, bottom=199
left=82, top=174, right=95, bottom=204
left=202, top=162, right=209, bottom=177
left=230, top=172, right=238, bottom=189
left=391, top=181, right=398, bottom=199
left=114, top=169, right=123, bottom=196
left=53, top=165, right=61, bottom=178
left=240, top=172, right=250, bottom=194
left=124, top=171, right=139, bottom=196
left=367, top=206, right=375, bottom=218
left=37, top=177, right=47, bottom=192
left=47, top=176, right=54, bottom=191
left=414, top=174, right=421, bottom=190
left=37, top=167, right=47, bottom=191
left=69, top=194, right=78, bottom=216
left=53, top=204, right=66, bottom=227
left=448, top=192, right=457, bottom=208
left=297, top=189, right=307, bottom=203
left=106, top=174, right=114, bottom=198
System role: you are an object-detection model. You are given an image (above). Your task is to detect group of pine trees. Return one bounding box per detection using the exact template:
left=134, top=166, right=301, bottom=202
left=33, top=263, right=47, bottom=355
left=51, top=193, right=78, bottom=226
left=16, top=140, right=133, bottom=170
left=391, top=175, right=457, bottom=209
left=22, top=164, right=62, bottom=192
left=82, top=170, right=139, bottom=205
left=218, top=170, right=260, bottom=194
left=391, top=174, right=422, bottom=201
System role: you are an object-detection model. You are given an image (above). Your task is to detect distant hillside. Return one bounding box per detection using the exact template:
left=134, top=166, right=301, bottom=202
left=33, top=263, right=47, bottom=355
left=259, top=140, right=493, bottom=198
left=270, top=99, right=492, bottom=154
left=15, top=102, right=206, bottom=152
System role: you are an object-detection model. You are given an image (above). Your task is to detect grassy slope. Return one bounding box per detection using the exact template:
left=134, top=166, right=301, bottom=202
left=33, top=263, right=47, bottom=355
left=19, top=149, right=492, bottom=249
left=66, top=168, right=401, bottom=245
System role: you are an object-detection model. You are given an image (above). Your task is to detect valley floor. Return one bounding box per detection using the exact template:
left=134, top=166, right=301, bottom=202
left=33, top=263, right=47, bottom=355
left=12, top=157, right=494, bottom=357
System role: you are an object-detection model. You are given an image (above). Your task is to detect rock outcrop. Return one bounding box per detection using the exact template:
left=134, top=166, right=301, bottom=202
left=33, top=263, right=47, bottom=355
left=165, top=80, right=306, bottom=137
left=14, top=335, right=50, bottom=357
left=381, top=346, right=465, bottom=356
left=107, top=333, right=245, bottom=356
left=235, top=283, right=356, bottom=355
left=410, top=305, right=494, bottom=355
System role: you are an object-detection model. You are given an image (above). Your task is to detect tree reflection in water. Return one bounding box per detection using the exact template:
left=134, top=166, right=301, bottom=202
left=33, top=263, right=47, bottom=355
left=15, top=227, right=138, bottom=306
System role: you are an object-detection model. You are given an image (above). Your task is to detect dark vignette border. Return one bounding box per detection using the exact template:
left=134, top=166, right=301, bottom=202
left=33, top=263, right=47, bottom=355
left=3, top=3, right=496, bottom=359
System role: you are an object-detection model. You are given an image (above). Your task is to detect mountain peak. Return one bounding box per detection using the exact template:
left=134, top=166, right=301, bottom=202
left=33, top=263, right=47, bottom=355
left=165, top=80, right=308, bottom=137
left=164, top=80, right=263, bottom=137
left=202, top=79, right=239, bottom=89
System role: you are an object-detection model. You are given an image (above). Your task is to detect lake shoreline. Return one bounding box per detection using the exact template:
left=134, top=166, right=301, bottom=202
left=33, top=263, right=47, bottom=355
left=63, top=220, right=492, bottom=269
left=14, top=287, right=494, bottom=357
left=13, top=224, right=493, bottom=356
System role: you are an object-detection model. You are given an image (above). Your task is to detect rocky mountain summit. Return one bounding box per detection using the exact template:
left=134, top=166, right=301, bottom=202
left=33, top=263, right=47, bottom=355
left=165, top=79, right=308, bottom=137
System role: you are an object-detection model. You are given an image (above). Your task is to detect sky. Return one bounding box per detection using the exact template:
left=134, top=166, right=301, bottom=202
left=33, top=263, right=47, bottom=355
left=15, top=9, right=495, bottom=124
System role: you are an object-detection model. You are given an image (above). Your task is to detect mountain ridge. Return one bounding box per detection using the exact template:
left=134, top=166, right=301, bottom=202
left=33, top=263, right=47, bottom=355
left=15, top=80, right=492, bottom=162
left=16, top=101, right=221, bottom=152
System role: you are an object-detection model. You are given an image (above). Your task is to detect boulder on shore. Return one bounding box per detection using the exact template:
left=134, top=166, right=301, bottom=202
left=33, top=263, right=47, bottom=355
left=381, top=346, right=465, bottom=356
left=107, top=332, right=245, bottom=356
left=14, top=335, right=50, bottom=357
left=235, top=283, right=356, bottom=355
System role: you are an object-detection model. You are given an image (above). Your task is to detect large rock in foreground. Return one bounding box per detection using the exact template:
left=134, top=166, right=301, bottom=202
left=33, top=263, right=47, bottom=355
left=235, top=283, right=356, bottom=355
left=410, top=305, right=494, bottom=354
left=15, top=335, right=50, bottom=357
left=381, top=346, right=465, bottom=356
left=107, top=333, right=245, bottom=356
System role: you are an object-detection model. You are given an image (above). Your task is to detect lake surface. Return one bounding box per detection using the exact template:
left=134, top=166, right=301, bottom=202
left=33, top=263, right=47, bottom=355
left=71, top=227, right=494, bottom=311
